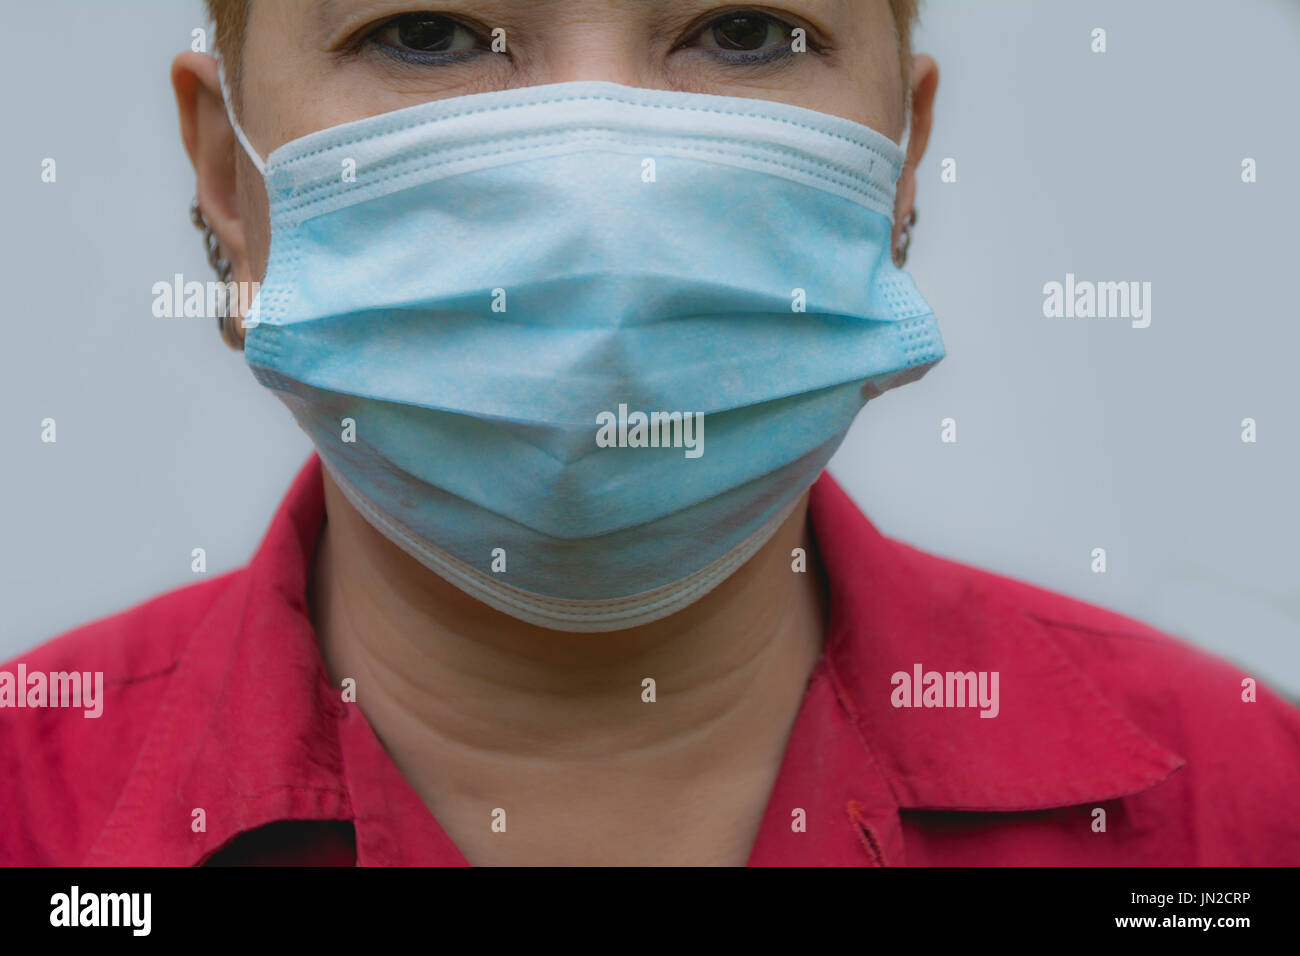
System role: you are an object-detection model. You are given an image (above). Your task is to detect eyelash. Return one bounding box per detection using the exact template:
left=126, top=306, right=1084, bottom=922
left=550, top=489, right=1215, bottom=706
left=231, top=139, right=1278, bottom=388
left=357, top=9, right=813, bottom=67
left=708, top=45, right=795, bottom=66
left=371, top=43, right=483, bottom=68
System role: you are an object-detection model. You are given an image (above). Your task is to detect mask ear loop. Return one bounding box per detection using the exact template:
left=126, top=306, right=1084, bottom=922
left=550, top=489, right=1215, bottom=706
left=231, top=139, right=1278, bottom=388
left=217, top=57, right=267, bottom=175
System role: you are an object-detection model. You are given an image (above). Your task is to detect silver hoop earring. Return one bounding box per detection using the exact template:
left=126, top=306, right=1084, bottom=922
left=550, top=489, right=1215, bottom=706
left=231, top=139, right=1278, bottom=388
left=189, top=197, right=242, bottom=350
left=892, top=207, right=917, bottom=268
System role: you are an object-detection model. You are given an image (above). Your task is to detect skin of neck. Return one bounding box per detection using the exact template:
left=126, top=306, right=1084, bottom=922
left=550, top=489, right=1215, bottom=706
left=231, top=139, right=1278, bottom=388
left=309, top=469, right=830, bottom=865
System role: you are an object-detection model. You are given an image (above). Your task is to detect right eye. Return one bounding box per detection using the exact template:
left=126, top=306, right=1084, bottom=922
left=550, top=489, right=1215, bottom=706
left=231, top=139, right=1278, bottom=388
left=701, top=11, right=793, bottom=55
left=370, top=13, right=482, bottom=59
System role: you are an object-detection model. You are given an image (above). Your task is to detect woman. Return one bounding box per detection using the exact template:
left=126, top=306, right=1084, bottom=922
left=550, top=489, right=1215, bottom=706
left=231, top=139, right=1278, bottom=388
left=3, top=0, right=1297, bottom=866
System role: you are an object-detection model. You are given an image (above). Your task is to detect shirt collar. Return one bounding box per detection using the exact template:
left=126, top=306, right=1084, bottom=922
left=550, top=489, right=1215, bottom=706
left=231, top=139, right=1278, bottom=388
left=85, top=455, right=351, bottom=866
left=807, top=472, right=1185, bottom=813
left=85, top=455, right=1184, bottom=865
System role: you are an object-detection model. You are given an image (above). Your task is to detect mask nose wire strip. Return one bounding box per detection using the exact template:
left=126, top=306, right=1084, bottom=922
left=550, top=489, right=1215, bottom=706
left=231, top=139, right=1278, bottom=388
left=217, top=58, right=267, bottom=176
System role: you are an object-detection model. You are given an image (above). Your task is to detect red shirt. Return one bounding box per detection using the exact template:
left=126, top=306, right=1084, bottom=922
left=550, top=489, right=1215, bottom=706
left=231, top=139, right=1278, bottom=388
left=3, top=454, right=1298, bottom=866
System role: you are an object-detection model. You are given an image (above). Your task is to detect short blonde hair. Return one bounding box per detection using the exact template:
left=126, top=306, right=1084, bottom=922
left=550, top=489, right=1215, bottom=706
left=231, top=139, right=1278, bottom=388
left=205, top=0, right=251, bottom=113
left=206, top=0, right=920, bottom=118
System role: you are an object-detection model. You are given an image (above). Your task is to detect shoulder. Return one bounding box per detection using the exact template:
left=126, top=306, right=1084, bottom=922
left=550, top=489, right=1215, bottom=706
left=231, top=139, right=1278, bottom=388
left=894, top=538, right=1300, bottom=863
left=0, top=573, right=240, bottom=865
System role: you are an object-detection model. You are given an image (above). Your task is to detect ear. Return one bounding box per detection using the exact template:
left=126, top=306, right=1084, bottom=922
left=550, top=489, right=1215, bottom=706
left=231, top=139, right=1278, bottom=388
left=892, top=54, right=939, bottom=261
left=171, top=51, right=255, bottom=343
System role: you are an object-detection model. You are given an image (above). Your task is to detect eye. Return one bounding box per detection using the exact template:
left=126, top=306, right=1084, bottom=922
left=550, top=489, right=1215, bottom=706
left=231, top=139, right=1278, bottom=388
left=371, top=12, right=481, bottom=58
left=696, top=11, right=794, bottom=57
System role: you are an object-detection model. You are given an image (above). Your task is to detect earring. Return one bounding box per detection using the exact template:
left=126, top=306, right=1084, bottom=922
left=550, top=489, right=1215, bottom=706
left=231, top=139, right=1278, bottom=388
left=189, top=197, right=243, bottom=350
left=892, top=207, right=917, bottom=268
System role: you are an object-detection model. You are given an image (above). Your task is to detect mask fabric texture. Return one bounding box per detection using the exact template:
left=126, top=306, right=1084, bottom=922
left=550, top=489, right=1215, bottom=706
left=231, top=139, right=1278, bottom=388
left=226, top=79, right=945, bottom=632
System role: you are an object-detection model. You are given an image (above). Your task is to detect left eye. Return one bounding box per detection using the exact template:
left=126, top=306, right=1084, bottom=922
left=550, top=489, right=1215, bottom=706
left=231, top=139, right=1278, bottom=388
left=375, top=13, right=480, bottom=55
left=701, top=12, right=791, bottom=53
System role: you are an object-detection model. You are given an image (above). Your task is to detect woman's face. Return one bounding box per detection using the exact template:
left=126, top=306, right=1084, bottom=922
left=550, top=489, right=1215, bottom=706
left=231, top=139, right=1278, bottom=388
left=224, top=0, right=923, bottom=281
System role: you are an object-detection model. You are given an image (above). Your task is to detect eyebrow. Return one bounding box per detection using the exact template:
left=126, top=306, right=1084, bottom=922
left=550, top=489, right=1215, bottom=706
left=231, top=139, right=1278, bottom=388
left=319, top=0, right=401, bottom=23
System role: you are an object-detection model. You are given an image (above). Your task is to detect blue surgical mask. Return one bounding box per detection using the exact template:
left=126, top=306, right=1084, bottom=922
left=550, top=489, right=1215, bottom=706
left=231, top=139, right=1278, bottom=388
left=221, top=73, right=944, bottom=632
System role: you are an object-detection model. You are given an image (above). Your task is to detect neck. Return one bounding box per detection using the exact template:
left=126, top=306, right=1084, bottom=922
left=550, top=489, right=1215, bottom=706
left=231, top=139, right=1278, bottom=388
left=309, top=470, right=829, bottom=865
